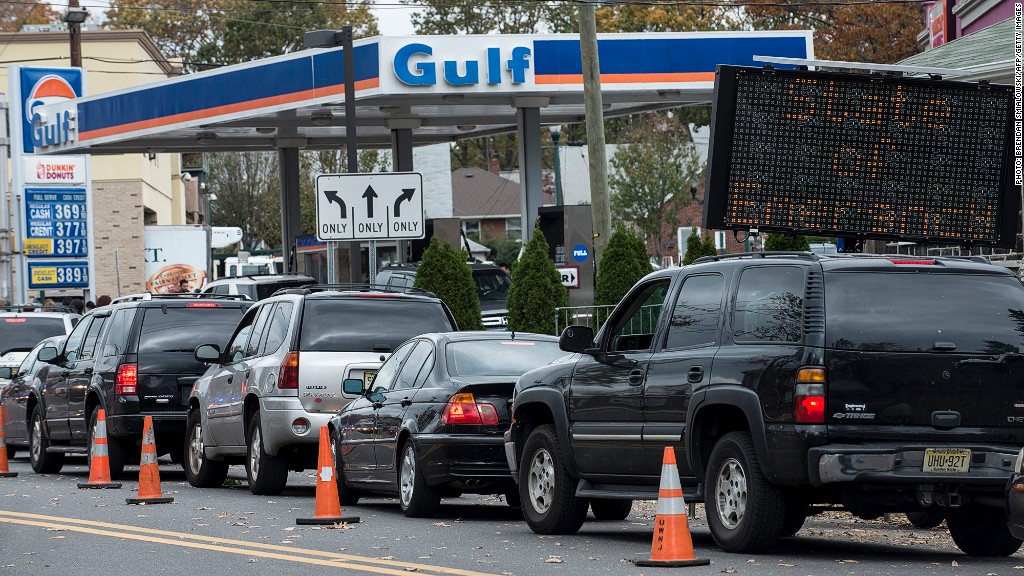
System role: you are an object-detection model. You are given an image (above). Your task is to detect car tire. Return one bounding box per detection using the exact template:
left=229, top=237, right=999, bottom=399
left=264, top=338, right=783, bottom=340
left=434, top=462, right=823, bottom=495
left=504, top=489, right=521, bottom=509
left=398, top=442, right=440, bottom=518
left=947, top=505, right=1023, bottom=557
left=246, top=413, right=289, bottom=495
left=781, top=502, right=808, bottom=537
left=590, top=498, right=633, bottom=521
left=5, top=448, right=15, bottom=460
left=906, top=509, right=944, bottom=529
left=183, top=410, right=228, bottom=488
left=705, top=431, right=785, bottom=553
left=88, top=406, right=127, bottom=480
left=331, top=434, right=360, bottom=506
left=28, top=406, right=64, bottom=474
left=519, top=424, right=588, bottom=535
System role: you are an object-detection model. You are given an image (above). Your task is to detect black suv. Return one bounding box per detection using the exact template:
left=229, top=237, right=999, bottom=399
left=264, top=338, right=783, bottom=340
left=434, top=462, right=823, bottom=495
left=504, top=253, right=1024, bottom=557
left=376, top=263, right=511, bottom=329
left=28, top=293, right=251, bottom=478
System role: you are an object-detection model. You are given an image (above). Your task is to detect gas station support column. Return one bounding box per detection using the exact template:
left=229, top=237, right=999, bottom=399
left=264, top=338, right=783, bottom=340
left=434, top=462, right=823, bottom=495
left=278, top=147, right=301, bottom=273
left=514, top=97, right=549, bottom=243
left=391, top=127, right=414, bottom=264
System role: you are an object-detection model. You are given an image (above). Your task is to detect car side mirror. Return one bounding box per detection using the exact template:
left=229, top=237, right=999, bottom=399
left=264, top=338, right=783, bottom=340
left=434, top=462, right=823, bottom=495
left=559, top=325, right=595, bottom=354
left=38, top=346, right=59, bottom=363
left=0, top=367, right=13, bottom=379
left=194, top=344, right=222, bottom=364
left=343, top=378, right=366, bottom=395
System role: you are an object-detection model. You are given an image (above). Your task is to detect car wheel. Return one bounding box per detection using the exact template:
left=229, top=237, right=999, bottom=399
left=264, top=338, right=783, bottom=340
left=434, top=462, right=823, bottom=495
left=705, top=431, right=785, bottom=553
left=504, top=489, right=521, bottom=509
left=398, top=442, right=440, bottom=517
left=947, top=505, right=1023, bottom=556
left=590, top=498, right=633, bottom=520
left=519, top=424, right=588, bottom=535
left=28, top=406, right=64, bottom=474
left=331, top=433, right=360, bottom=506
left=906, top=509, right=944, bottom=529
left=88, top=406, right=126, bottom=480
left=183, top=410, right=228, bottom=488
left=781, top=502, right=808, bottom=537
left=246, top=413, right=289, bottom=495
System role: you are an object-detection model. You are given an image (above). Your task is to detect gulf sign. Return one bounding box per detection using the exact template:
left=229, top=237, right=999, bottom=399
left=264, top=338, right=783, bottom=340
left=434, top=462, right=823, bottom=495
left=17, top=68, right=83, bottom=154
left=380, top=37, right=534, bottom=94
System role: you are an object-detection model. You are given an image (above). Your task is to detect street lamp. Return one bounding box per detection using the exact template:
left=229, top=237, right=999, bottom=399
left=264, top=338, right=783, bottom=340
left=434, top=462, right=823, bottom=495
left=549, top=124, right=563, bottom=206
left=63, top=1, right=87, bottom=68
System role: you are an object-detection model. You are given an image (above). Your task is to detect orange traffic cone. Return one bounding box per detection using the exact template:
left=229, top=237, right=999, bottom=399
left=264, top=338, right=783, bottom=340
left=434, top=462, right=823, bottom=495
left=633, top=447, right=709, bottom=567
left=78, top=409, right=121, bottom=489
left=126, top=416, right=173, bottom=504
left=297, top=426, right=359, bottom=525
left=0, top=407, right=17, bottom=478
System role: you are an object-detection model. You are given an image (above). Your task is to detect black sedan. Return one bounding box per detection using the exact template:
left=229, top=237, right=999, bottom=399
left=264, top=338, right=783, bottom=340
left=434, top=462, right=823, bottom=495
left=329, top=332, right=566, bottom=517
left=0, top=335, right=66, bottom=459
left=1008, top=448, right=1024, bottom=540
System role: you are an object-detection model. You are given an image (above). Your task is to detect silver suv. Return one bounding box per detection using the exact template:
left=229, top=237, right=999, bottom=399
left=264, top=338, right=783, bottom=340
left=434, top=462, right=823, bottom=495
left=185, top=285, right=458, bottom=494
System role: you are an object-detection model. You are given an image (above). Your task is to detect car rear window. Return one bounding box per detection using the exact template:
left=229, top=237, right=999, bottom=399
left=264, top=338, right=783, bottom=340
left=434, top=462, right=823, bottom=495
left=446, top=339, right=565, bottom=377
left=474, top=270, right=511, bottom=302
left=0, top=317, right=66, bottom=354
left=825, top=272, right=1024, bottom=353
left=299, top=298, right=454, bottom=352
left=256, top=280, right=315, bottom=300
left=138, top=306, right=247, bottom=353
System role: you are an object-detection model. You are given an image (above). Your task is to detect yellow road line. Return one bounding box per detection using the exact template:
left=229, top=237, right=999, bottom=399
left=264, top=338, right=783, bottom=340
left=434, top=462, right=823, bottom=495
left=0, top=510, right=495, bottom=576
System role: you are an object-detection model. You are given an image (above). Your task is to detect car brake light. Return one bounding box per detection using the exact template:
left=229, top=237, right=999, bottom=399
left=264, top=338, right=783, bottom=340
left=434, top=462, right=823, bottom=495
left=186, top=302, right=223, bottom=308
left=115, top=363, right=138, bottom=395
left=442, top=393, right=499, bottom=425
left=889, top=259, right=935, bottom=265
left=351, top=293, right=399, bottom=298
left=794, top=367, right=826, bottom=424
left=278, top=351, right=299, bottom=389
left=4, top=318, right=26, bottom=323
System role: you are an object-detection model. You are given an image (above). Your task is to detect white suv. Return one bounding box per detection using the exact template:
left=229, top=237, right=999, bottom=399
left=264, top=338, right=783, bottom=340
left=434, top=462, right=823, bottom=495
left=0, top=307, right=79, bottom=391
left=185, top=285, right=458, bottom=494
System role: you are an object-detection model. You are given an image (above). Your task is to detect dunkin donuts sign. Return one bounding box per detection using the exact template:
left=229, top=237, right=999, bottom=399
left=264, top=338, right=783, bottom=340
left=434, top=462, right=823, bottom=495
left=24, top=156, right=86, bottom=184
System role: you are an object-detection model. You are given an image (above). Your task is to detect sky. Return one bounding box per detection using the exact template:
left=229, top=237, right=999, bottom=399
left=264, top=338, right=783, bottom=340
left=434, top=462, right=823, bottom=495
left=371, top=2, right=420, bottom=36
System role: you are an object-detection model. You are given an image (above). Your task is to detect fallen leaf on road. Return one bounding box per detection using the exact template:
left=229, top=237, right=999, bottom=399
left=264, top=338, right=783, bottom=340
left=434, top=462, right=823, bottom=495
left=379, top=556, right=394, bottom=560
left=747, top=559, right=756, bottom=563
left=197, top=507, right=212, bottom=510
left=433, top=522, right=450, bottom=527
left=216, top=513, right=229, bottom=518
left=587, top=557, right=598, bottom=561
left=405, top=569, right=417, bottom=572
left=777, top=563, right=795, bottom=567
left=49, top=536, right=64, bottom=540
left=838, top=559, right=858, bottom=563
left=952, top=561, right=959, bottom=567
left=247, top=559, right=258, bottom=563
left=721, top=569, right=738, bottom=574
left=283, top=527, right=296, bottom=531
left=545, top=556, right=563, bottom=563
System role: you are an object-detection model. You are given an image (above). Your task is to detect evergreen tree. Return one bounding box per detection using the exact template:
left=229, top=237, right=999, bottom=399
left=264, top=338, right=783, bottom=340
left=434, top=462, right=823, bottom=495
left=702, top=232, right=719, bottom=257
left=682, top=227, right=719, bottom=265
left=595, top=226, right=651, bottom=306
left=413, top=237, right=483, bottom=330
left=764, top=233, right=811, bottom=252
left=507, top=223, right=568, bottom=335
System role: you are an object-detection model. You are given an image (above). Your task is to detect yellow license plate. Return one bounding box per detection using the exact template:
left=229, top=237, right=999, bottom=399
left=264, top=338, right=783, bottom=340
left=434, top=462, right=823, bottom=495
left=923, top=448, right=971, bottom=473
left=364, top=371, right=376, bottom=386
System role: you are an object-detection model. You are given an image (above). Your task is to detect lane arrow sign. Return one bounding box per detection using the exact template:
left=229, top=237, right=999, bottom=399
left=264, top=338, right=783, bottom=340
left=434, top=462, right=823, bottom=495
left=362, top=185, right=378, bottom=218
left=394, top=188, right=416, bottom=218
left=323, top=190, right=346, bottom=218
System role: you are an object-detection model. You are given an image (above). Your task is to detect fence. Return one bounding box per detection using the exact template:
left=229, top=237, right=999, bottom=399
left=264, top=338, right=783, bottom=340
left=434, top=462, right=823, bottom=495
left=553, top=303, right=663, bottom=336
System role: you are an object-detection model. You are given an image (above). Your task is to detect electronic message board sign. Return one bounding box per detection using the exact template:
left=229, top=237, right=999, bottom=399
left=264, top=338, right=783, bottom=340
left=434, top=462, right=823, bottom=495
left=703, top=65, right=1018, bottom=247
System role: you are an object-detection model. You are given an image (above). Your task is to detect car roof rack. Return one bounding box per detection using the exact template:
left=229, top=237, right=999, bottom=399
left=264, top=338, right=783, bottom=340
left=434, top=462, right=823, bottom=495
left=692, top=251, right=822, bottom=265
left=111, top=292, right=251, bottom=304
left=271, top=283, right=436, bottom=298
left=216, top=272, right=314, bottom=281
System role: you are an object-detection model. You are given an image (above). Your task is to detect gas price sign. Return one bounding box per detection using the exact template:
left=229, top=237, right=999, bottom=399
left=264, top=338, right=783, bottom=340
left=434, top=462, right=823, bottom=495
left=27, top=261, right=90, bottom=289
left=703, top=66, right=1018, bottom=247
left=24, top=188, right=88, bottom=257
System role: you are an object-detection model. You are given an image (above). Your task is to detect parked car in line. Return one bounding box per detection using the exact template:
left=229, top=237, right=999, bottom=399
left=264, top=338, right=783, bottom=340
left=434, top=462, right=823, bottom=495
left=1007, top=447, right=1024, bottom=540
left=0, top=307, right=78, bottom=392
left=376, top=262, right=512, bottom=329
left=330, top=332, right=566, bottom=517
left=185, top=285, right=458, bottom=495
left=201, top=273, right=316, bottom=301
left=506, top=252, right=1024, bottom=556
left=26, top=293, right=250, bottom=477
left=0, top=335, right=67, bottom=460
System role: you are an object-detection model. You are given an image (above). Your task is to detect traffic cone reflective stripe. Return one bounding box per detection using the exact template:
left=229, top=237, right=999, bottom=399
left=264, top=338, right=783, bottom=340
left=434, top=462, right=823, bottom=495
left=633, top=447, right=709, bottom=568
left=0, top=407, right=17, bottom=478
left=126, top=416, right=173, bottom=504
left=296, top=426, right=359, bottom=525
left=78, top=409, right=121, bottom=489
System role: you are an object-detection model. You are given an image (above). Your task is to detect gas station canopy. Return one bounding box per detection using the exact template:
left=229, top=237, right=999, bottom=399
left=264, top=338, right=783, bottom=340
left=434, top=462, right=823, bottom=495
left=34, top=31, right=814, bottom=155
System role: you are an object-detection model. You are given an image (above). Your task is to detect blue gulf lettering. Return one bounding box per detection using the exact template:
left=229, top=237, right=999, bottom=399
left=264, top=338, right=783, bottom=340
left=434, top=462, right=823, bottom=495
left=487, top=47, right=501, bottom=84
left=444, top=60, right=479, bottom=86
left=394, top=43, right=436, bottom=85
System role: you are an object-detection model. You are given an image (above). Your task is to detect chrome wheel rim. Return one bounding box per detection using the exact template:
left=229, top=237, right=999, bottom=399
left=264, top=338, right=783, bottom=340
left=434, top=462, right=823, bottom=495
left=527, top=447, right=555, bottom=514
left=715, top=457, right=747, bottom=530
left=249, top=429, right=261, bottom=481
left=188, top=421, right=204, bottom=474
left=400, top=446, right=415, bottom=507
left=30, top=416, right=42, bottom=462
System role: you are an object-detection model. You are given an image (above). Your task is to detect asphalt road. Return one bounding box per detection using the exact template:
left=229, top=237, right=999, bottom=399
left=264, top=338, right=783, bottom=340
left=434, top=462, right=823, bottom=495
left=1, top=455, right=1022, bottom=576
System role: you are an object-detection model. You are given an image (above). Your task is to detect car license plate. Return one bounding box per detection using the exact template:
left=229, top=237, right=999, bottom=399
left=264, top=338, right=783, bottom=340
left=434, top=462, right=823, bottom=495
left=364, top=371, right=376, bottom=386
left=923, top=448, right=971, bottom=473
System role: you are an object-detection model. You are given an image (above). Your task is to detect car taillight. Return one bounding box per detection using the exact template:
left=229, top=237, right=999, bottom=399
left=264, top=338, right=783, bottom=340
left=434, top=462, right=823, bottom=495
left=889, top=259, right=935, bottom=265
left=794, top=367, right=826, bottom=424
left=4, top=318, right=26, bottom=323
left=442, top=393, right=498, bottom=425
left=278, top=351, right=299, bottom=389
left=115, top=363, right=138, bottom=395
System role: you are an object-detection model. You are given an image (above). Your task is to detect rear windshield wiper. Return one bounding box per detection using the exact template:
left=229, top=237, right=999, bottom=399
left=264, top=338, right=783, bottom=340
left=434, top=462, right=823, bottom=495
left=954, top=352, right=1024, bottom=369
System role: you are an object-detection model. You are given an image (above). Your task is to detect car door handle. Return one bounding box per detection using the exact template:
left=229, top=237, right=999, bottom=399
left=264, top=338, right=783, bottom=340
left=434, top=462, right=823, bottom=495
left=628, top=369, right=645, bottom=386
left=400, top=397, right=412, bottom=407
left=688, top=366, right=704, bottom=383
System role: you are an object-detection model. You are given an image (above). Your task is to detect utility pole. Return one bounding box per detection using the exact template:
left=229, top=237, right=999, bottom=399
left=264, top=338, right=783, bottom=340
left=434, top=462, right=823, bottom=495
left=65, top=0, right=86, bottom=68
left=577, top=3, right=612, bottom=266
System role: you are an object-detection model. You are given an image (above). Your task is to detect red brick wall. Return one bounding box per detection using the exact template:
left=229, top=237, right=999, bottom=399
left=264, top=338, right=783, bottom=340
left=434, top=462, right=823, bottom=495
left=647, top=184, right=750, bottom=266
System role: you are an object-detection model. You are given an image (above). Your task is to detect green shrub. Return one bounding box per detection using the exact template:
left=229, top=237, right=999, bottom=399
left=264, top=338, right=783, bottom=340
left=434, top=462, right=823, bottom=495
left=507, top=223, right=568, bottom=335
left=595, top=225, right=651, bottom=306
left=683, top=227, right=718, bottom=265
left=763, top=233, right=811, bottom=252
left=413, top=236, right=483, bottom=330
